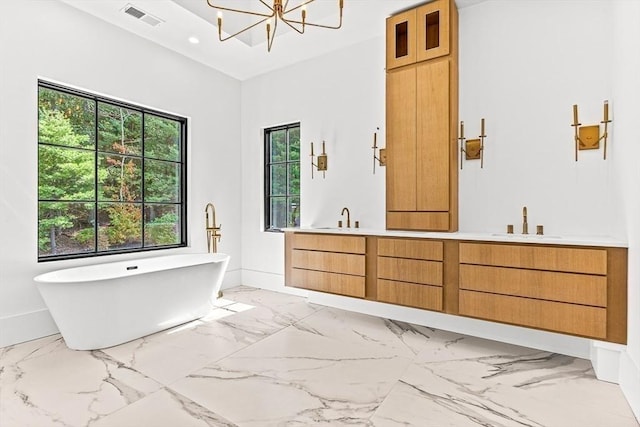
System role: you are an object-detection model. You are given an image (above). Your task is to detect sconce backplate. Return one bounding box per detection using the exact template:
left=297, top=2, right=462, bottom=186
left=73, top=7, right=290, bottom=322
left=317, top=154, right=328, bottom=171
left=578, top=125, right=600, bottom=150
left=379, top=148, right=387, bottom=166
left=465, top=139, right=482, bottom=160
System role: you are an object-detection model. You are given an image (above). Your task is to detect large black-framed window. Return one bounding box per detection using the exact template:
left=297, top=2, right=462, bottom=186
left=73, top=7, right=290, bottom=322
left=264, top=123, right=300, bottom=232
left=37, top=81, right=187, bottom=261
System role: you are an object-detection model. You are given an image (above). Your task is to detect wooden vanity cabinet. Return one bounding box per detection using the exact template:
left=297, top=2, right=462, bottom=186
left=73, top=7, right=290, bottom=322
left=386, top=0, right=452, bottom=71
left=376, top=238, right=444, bottom=311
left=285, top=232, right=366, bottom=298
left=458, top=242, right=627, bottom=343
left=385, top=0, right=458, bottom=232
left=284, top=232, right=627, bottom=344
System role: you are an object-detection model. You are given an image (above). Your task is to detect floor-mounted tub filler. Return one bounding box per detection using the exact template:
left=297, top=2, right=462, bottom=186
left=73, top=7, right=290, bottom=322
left=34, top=253, right=230, bottom=350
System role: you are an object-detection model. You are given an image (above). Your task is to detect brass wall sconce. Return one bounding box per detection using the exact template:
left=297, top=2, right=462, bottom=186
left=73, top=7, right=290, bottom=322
left=459, top=119, right=486, bottom=169
left=310, top=141, right=327, bottom=179
left=572, top=100, right=611, bottom=161
left=372, top=127, right=386, bottom=174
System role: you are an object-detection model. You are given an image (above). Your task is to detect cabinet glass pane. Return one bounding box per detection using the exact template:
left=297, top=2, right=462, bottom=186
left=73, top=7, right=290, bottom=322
left=395, top=21, right=409, bottom=58
left=425, top=11, right=440, bottom=50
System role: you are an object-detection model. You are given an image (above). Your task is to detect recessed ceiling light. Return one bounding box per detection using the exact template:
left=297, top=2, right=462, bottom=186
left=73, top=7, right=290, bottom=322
left=188, top=36, right=199, bottom=44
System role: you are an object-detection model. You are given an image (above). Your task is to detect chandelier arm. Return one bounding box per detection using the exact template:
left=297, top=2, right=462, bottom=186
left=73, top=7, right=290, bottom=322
left=280, top=17, right=305, bottom=34
left=282, top=0, right=315, bottom=14
left=258, top=0, right=273, bottom=11
left=207, top=0, right=273, bottom=18
left=219, top=16, right=272, bottom=42
left=284, top=16, right=343, bottom=30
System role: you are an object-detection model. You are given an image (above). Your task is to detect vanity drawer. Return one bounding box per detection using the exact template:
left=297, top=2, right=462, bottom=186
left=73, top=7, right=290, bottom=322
left=378, top=279, right=443, bottom=311
left=459, top=290, right=607, bottom=339
left=378, top=238, right=443, bottom=261
left=292, top=249, right=365, bottom=276
left=291, top=269, right=365, bottom=298
left=459, top=264, right=607, bottom=307
left=377, top=257, right=442, bottom=286
left=292, top=233, right=365, bottom=254
left=459, top=243, right=607, bottom=275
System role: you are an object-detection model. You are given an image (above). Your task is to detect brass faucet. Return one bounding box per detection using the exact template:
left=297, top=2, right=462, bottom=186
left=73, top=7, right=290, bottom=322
left=522, top=206, right=528, bottom=235
left=341, top=207, right=351, bottom=228
left=205, top=203, right=222, bottom=253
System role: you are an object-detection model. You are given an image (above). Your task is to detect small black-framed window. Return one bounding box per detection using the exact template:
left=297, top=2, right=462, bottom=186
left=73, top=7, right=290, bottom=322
left=264, top=123, right=300, bottom=232
left=37, top=81, right=187, bottom=261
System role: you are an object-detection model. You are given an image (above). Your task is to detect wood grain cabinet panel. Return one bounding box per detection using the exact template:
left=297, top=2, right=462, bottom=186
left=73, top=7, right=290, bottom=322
left=378, top=238, right=443, bottom=261
left=378, top=257, right=442, bottom=286
left=291, top=269, right=365, bottom=298
left=385, top=0, right=458, bottom=232
left=378, top=279, right=443, bottom=311
left=386, top=9, right=417, bottom=70
left=286, top=233, right=367, bottom=299
left=416, top=59, right=450, bottom=212
left=459, top=264, right=607, bottom=307
left=459, top=243, right=607, bottom=275
left=416, top=0, right=451, bottom=62
left=459, top=290, right=607, bottom=339
left=291, top=233, right=365, bottom=254
left=386, top=66, right=417, bottom=212
left=291, top=250, right=365, bottom=276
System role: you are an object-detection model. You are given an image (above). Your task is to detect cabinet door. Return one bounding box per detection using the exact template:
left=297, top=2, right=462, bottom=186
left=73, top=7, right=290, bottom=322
left=386, top=9, right=416, bottom=70
left=416, top=0, right=450, bottom=62
left=416, top=60, right=450, bottom=212
left=386, top=66, right=416, bottom=212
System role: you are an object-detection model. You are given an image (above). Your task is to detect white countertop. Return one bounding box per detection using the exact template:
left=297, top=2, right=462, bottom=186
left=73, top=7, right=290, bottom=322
left=283, top=227, right=628, bottom=248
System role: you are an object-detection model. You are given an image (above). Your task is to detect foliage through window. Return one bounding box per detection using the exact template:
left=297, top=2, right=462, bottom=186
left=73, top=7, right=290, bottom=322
left=38, top=81, right=187, bottom=260
left=265, top=123, right=300, bottom=231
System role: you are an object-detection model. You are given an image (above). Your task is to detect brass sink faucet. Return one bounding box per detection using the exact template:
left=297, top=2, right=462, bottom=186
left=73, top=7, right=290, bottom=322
left=522, top=206, right=528, bottom=235
left=205, top=203, right=222, bottom=253
left=341, top=207, right=351, bottom=228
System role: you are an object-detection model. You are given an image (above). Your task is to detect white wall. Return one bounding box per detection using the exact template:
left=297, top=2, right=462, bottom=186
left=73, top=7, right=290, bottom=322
left=0, top=1, right=242, bottom=347
left=611, top=0, right=640, bottom=418
left=240, top=37, right=387, bottom=284
left=241, top=1, right=616, bottom=282
left=459, top=1, right=614, bottom=236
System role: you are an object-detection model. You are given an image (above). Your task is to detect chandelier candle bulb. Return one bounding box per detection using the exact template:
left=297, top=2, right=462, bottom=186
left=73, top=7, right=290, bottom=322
left=310, top=142, right=314, bottom=156
left=604, top=100, right=609, bottom=122
left=481, top=118, right=485, bottom=136
left=373, top=131, right=377, bottom=149
left=460, top=121, right=464, bottom=138
left=573, top=104, right=579, bottom=125
left=322, top=141, right=326, bottom=154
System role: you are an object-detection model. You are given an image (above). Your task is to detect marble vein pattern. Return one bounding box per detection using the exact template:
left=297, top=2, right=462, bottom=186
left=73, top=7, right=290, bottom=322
left=1, top=285, right=638, bottom=427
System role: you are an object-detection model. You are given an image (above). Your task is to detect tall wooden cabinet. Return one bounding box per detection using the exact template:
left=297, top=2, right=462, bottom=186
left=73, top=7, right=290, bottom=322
left=385, top=0, right=458, bottom=231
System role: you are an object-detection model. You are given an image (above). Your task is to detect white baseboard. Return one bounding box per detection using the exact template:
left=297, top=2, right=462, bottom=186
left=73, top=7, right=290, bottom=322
left=0, top=309, right=59, bottom=348
left=620, top=351, right=640, bottom=421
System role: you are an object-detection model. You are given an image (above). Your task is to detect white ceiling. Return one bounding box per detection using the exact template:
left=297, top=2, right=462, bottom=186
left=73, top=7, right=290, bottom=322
left=60, top=0, right=485, bottom=81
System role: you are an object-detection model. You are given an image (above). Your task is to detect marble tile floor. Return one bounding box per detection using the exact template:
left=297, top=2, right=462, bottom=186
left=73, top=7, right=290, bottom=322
left=1, top=285, right=637, bottom=427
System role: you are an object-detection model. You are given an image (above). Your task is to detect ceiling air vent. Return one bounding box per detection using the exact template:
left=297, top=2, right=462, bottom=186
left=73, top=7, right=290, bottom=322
left=123, top=4, right=163, bottom=27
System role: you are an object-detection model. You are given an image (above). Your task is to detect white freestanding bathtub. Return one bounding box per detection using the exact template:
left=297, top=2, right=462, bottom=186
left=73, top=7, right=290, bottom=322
left=34, top=253, right=230, bottom=350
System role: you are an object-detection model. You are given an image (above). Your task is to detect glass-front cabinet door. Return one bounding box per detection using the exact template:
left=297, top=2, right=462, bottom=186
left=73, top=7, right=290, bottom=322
left=386, top=8, right=416, bottom=70
left=416, top=0, right=450, bottom=62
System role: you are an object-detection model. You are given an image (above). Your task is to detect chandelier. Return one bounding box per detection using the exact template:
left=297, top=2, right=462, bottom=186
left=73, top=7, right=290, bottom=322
left=206, top=0, right=344, bottom=52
